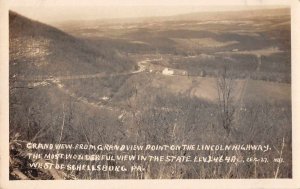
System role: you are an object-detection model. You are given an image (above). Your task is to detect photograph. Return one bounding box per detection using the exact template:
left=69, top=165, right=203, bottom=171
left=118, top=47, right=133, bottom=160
left=3, top=0, right=296, bottom=184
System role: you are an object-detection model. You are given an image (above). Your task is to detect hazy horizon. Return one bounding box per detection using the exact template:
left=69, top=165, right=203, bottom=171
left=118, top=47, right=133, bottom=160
left=11, top=5, right=290, bottom=25
left=9, top=0, right=289, bottom=24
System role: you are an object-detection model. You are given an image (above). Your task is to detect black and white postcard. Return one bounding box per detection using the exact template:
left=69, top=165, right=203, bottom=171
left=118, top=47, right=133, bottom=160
left=1, top=0, right=300, bottom=188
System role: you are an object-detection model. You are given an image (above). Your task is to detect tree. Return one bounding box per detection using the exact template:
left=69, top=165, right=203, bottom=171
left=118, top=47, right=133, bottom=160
left=216, top=62, right=235, bottom=135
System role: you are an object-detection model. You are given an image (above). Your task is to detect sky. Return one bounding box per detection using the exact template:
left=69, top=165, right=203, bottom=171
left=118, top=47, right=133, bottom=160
left=9, top=0, right=290, bottom=23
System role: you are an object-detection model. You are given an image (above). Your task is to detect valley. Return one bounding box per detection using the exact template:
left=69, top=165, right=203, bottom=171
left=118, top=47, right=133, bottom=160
left=9, top=8, right=292, bottom=179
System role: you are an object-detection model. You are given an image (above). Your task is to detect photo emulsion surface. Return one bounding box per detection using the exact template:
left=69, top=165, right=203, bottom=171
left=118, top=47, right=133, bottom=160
left=9, top=5, right=292, bottom=179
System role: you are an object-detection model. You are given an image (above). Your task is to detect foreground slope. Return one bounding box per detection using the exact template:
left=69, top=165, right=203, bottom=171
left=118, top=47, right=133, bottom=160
left=9, top=11, right=134, bottom=78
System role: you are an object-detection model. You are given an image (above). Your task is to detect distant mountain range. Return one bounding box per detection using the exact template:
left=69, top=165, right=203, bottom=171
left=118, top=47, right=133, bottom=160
left=165, top=7, right=289, bottom=21
left=54, top=7, right=290, bottom=26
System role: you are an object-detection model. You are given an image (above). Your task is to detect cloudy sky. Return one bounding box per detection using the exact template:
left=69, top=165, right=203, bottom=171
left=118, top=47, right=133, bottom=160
left=10, top=0, right=290, bottom=23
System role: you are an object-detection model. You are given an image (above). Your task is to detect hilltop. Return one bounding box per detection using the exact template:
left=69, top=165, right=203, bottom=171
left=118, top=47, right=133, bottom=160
left=9, top=11, right=134, bottom=78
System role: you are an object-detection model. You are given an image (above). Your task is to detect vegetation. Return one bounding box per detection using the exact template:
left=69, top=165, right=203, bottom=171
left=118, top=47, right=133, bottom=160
left=9, top=8, right=291, bottom=179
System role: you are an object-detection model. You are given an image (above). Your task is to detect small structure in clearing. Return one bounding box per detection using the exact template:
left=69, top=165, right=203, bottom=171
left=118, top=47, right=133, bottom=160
left=162, top=68, right=174, bottom=76
left=102, top=96, right=110, bottom=101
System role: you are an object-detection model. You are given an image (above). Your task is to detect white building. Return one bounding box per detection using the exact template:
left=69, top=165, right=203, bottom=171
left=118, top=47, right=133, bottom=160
left=162, top=68, right=174, bottom=76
